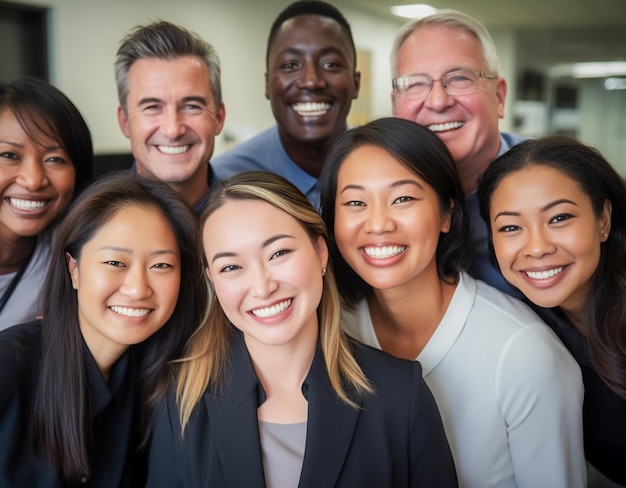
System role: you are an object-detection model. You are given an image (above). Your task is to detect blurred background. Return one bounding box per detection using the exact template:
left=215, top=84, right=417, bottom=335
left=2, top=0, right=625, bottom=175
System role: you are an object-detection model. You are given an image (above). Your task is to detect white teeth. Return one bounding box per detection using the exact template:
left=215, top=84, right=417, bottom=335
left=427, top=121, right=464, bottom=132
left=9, top=198, right=47, bottom=210
left=158, top=145, right=190, bottom=154
left=364, top=246, right=407, bottom=258
left=110, top=306, right=151, bottom=317
left=292, top=102, right=331, bottom=116
left=525, top=267, right=564, bottom=280
left=251, top=299, right=292, bottom=318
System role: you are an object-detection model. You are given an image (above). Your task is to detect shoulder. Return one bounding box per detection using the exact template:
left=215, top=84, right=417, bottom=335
left=462, top=275, right=578, bottom=371
left=0, top=321, right=41, bottom=403
left=212, top=126, right=278, bottom=179
left=499, top=131, right=528, bottom=152
left=350, top=339, right=422, bottom=397
left=0, top=320, right=42, bottom=358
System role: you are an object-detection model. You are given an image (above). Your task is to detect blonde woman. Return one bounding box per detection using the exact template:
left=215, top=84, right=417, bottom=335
left=146, top=171, right=457, bottom=487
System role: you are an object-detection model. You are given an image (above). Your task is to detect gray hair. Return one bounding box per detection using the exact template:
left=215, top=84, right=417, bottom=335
left=391, top=9, right=500, bottom=78
left=115, top=20, right=222, bottom=112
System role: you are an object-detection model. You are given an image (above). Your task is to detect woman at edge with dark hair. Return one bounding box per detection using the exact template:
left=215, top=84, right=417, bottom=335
left=319, top=117, right=585, bottom=488
left=0, top=173, right=206, bottom=486
left=0, top=77, right=93, bottom=330
left=478, top=136, right=626, bottom=487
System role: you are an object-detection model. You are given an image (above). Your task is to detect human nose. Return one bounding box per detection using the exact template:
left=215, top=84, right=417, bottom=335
left=422, top=79, right=455, bottom=112
left=522, top=227, right=556, bottom=258
left=363, top=204, right=395, bottom=234
left=16, top=159, right=48, bottom=191
left=160, top=107, right=186, bottom=140
left=295, top=62, right=327, bottom=90
left=249, top=263, right=278, bottom=298
left=119, top=266, right=153, bottom=299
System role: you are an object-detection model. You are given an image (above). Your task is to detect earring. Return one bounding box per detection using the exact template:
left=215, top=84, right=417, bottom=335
left=604, top=233, right=609, bottom=238
left=322, top=267, right=327, bottom=276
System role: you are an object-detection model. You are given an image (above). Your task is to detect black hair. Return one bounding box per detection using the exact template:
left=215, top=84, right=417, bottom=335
left=266, top=0, right=356, bottom=66
left=0, top=77, right=93, bottom=195
left=319, top=117, right=469, bottom=307
left=30, top=173, right=207, bottom=481
left=478, top=136, right=626, bottom=399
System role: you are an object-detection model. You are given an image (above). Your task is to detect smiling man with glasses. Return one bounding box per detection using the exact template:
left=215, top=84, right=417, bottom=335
left=391, top=9, right=526, bottom=296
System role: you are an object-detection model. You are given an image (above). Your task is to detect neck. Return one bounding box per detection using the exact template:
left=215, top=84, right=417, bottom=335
left=369, top=273, right=456, bottom=360
left=457, top=138, right=502, bottom=196
left=245, top=325, right=317, bottom=423
left=169, top=167, right=209, bottom=210
left=278, top=130, right=338, bottom=179
left=0, top=235, right=36, bottom=274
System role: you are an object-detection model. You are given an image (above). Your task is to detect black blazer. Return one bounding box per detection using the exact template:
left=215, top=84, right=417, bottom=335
left=146, top=333, right=457, bottom=487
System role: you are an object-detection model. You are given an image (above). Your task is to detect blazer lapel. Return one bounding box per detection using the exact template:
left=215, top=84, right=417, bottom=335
left=298, top=345, right=361, bottom=488
left=204, top=333, right=266, bottom=488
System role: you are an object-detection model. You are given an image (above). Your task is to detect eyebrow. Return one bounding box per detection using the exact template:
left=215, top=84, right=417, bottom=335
left=210, top=234, right=294, bottom=263
left=96, top=246, right=178, bottom=257
left=0, top=140, right=63, bottom=152
left=493, top=198, right=579, bottom=221
left=276, top=46, right=348, bottom=59
left=137, top=96, right=208, bottom=106
left=339, top=179, right=424, bottom=194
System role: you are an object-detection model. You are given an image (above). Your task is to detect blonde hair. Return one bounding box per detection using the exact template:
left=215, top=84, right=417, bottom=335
left=176, top=171, right=373, bottom=430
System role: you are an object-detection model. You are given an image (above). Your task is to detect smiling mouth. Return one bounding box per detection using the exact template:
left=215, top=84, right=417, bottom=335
left=363, top=246, right=407, bottom=258
left=110, top=306, right=152, bottom=317
left=8, top=198, right=49, bottom=210
left=427, top=121, right=464, bottom=132
left=158, top=144, right=190, bottom=155
left=250, top=299, right=293, bottom=318
left=292, top=102, right=331, bottom=117
left=524, top=267, right=564, bottom=280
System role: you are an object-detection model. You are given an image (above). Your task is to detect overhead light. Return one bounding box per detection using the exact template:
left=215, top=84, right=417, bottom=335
left=550, top=61, right=626, bottom=79
left=572, top=61, right=626, bottom=78
left=390, top=4, right=438, bottom=19
left=604, top=77, right=626, bottom=90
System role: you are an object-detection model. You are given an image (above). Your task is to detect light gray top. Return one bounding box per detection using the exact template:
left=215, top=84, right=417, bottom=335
left=0, top=231, right=52, bottom=331
left=259, top=420, right=307, bottom=488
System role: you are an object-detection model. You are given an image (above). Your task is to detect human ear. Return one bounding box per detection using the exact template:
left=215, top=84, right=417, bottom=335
left=66, top=253, right=79, bottom=290
left=599, top=199, right=612, bottom=241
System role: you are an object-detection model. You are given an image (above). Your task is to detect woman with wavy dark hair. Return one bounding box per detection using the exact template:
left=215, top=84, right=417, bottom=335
left=478, top=136, right=626, bottom=487
left=319, top=117, right=585, bottom=488
left=0, top=173, right=206, bottom=486
left=0, top=77, right=93, bottom=329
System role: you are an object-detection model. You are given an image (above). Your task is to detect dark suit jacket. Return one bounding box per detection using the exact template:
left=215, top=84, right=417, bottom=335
left=146, top=333, right=457, bottom=487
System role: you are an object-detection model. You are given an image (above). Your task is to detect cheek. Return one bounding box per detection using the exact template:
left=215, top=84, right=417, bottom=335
left=492, top=236, right=518, bottom=273
left=212, top=278, right=243, bottom=314
left=334, top=215, right=357, bottom=256
left=394, top=98, right=422, bottom=119
left=51, top=168, right=76, bottom=201
left=160, top=274, right=182, bottom=311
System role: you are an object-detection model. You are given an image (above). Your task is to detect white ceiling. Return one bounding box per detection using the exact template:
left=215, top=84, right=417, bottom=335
left=340, top=0, right=626, bottom=28
left=339, top=0, right=626, bottom=63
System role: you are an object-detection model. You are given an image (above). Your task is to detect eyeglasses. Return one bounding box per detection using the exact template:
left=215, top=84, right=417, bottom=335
left=392, top=69, right=497, bottom=99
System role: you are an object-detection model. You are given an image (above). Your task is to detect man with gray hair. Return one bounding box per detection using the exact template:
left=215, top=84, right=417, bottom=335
left=391, top=9, right=525, bottom=294
left=115, top=20, right=225, bottom=212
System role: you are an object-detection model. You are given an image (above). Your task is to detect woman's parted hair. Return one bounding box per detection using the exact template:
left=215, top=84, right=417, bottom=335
left=0, top=77, right=93, bottom=194
left=176, top=171, right=372, bottom=430
left=478, top=136, right=626, bottom=399
left=31, top=173, right=207, bottom=481
left=319, top=117, right=469, bottom=307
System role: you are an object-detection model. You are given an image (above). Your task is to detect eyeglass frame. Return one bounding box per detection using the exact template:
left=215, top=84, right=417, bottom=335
left=392, top=69, right=498, bottom=99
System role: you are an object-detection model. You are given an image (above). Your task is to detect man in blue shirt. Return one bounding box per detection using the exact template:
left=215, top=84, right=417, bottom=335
left=391, top=9, right=525, bottom=295
left=212, top=1, right=360, bottom=209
